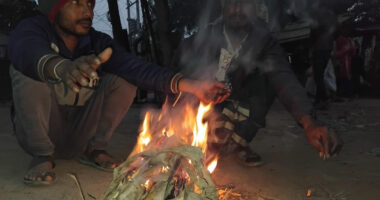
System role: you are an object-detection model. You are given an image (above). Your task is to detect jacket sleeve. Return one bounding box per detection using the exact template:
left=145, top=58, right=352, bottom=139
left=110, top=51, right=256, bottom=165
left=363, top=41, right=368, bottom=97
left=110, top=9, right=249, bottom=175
left=8, top=16, right=55, bottom=81
left=261, top=36, right=313, bottom=123
left=91, top=31, right=176, bottom=93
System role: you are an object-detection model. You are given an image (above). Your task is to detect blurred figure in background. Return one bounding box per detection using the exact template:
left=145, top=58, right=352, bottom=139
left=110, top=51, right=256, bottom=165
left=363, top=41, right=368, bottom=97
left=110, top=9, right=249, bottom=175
left=334, top=29, right=356, bottom=98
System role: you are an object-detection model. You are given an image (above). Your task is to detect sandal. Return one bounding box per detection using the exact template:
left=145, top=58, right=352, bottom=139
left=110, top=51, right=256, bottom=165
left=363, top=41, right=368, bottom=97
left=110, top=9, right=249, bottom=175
left=234, top=145, right=264, bottom=167
left=226, top=139, right=264, bottom=167
left=78, top=150, right=120, bottom=172
left=24, top=156, right=56, bottom=186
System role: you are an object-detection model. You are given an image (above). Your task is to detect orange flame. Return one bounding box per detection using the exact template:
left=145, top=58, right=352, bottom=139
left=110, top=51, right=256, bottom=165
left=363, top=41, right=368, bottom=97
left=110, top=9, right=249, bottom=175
left=144, top=179, right=152, bottom=191
left=161, top=166, right=170, bottom=173
left=191, top=103, right=212, bottom=153
left=207, top=157, right=218, bottom=174
left=162, top=127, right=175, bottom=138
left=133, top=103, right=212, bottom=157
left=136, top=112, right=152, bottom=153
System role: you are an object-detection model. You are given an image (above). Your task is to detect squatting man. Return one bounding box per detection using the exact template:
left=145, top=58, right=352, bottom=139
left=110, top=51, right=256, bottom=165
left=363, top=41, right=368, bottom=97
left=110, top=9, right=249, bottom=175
left=8, top=0, right=230, bottom=185
left=173, top=0, right=343, bottom=166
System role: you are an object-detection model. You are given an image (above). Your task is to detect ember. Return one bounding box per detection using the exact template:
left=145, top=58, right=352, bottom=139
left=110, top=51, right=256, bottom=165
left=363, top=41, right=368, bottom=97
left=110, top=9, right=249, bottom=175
left=102, top=103, right=220, bottom=200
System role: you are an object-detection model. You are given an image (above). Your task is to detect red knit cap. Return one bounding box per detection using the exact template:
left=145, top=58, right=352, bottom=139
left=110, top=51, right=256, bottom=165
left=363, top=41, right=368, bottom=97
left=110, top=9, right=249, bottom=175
left=40, top=0, right=96, bottom=24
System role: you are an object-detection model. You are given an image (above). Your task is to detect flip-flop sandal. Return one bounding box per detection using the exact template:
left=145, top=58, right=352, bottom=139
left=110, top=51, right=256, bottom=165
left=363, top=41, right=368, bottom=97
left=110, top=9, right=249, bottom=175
left=235, top=147, right=264, bottom=167
left=77, top=150, right=120, bottom=172
left=24, top=156, right=56, bottom=186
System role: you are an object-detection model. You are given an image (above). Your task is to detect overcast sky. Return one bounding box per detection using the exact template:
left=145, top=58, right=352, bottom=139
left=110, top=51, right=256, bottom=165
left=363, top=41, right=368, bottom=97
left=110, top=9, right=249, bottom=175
left=92, top=0, right=138, bottom=37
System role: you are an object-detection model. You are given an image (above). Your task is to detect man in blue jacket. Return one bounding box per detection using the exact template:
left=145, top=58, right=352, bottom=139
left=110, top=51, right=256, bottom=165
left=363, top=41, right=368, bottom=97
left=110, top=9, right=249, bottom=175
left=8, top=0, right=229, bottom=185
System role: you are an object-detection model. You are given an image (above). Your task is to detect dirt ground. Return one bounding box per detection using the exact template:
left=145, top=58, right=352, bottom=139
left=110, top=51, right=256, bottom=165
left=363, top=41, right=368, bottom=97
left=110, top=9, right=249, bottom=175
left=0, top=98, right=379, bottom=200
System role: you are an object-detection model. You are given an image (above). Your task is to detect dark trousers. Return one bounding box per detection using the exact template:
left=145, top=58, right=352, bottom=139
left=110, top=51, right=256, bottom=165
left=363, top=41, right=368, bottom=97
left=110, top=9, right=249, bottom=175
left=10, top=67, right=136, bottom=159
left=218, top=72, right=276, bottom=144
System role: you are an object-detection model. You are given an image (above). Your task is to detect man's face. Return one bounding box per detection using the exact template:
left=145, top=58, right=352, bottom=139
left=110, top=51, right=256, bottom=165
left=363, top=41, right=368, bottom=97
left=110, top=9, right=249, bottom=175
left=56, top=0, right=94, bottom=36
left=223, top=0, right=256, bottom=29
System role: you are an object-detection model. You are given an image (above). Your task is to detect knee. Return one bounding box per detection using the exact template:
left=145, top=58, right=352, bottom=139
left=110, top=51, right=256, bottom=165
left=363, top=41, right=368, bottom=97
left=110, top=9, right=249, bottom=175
left=118, top=78, right=137, bottom=100
left=10, top=68, right=52, bottom=113
left=104, top=74, right=137, bottom=101
left=10, top=67, right=51, bottom=101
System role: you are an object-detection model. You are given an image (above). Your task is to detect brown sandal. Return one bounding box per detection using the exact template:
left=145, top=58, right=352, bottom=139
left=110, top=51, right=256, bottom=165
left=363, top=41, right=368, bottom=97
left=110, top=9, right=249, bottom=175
left=24, top=156, right=56, bottom=186
left=78, top=150, right=120, bottom=172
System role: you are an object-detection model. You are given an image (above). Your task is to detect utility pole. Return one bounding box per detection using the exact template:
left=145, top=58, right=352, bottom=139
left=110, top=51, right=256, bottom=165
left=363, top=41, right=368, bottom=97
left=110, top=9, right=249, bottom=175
left=107, top=0, right=131, bottom=51
left=141, top=0, right=159, bottom=63
left=155, top=0, right=172, bottom=67
left=126, top=0, right=141, bottom=34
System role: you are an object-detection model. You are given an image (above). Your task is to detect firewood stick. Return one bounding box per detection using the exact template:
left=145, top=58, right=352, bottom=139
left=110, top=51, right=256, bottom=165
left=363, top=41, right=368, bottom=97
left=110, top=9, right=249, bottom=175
left=67, top=173, right=86, bottom=200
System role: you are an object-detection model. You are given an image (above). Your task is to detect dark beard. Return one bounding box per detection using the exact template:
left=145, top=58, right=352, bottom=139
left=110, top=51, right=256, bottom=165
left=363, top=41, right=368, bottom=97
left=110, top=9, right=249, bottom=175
left=55, top=13, right=91, bottom=37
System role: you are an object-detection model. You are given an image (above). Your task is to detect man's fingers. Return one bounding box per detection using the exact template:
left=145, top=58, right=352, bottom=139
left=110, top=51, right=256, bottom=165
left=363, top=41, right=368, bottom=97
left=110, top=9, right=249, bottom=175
left=311, top=138, right=324, bottom=158
left=214, top=96, right=223, bottom=104
left=219, top=94, right=229, bottom=103
left=98, top=47, right=113, bottom=64
left=332, top=133, right=343, bottom=156
left=328, top=131, right=339, bottom=155
left=321, top=127, right=331, bottom=158
left=66, top=79, right=80, bottom=93
left=70, top=68, right=89, bottom=87
left=79, top=48, right=112, bottom=72
left=78, top=58, right=99, bottom=79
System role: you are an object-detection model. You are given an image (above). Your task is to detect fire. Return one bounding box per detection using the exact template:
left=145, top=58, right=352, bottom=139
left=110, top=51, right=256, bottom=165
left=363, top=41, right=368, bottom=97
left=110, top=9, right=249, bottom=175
left=207, top=157, right=218, bottom=174
left=144, top=179, right=152, bottom=191
left=161, top=166, right=170, bottom=173
left=106, top=101, right=223, bottom=199
left=191, top=103, right=212, bottom=153
left=162, top=127, right=174, bottom=137
left=133, top=103, right=212, bottom=155
left=136, top=112, right=152, bottom=153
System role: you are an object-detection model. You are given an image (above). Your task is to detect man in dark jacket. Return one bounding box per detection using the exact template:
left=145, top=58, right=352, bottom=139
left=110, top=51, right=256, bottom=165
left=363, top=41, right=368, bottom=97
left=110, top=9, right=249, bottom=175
left=174, top=0, right=342, bottom=166
left=8, top=0, right=229, bottom=185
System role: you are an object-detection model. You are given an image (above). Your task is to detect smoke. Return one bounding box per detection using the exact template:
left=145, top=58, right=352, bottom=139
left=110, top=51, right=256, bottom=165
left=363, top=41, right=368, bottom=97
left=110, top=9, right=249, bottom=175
left=172, top=0, right=340, bottom=80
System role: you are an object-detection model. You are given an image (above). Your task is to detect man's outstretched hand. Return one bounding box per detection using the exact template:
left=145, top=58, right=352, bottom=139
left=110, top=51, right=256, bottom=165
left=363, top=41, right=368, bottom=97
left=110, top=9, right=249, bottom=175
left=304, top=121, right=343, bottom=159
left=178, top=78, right=231, bottom=104
left=56, top=48, right=113, bottom=93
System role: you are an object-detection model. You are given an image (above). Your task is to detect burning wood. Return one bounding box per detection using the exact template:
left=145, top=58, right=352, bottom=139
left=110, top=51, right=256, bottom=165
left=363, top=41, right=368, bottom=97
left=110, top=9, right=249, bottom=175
left=102, top=103, right=220, bottom=200
left=101, top=146, right=218, bottom=199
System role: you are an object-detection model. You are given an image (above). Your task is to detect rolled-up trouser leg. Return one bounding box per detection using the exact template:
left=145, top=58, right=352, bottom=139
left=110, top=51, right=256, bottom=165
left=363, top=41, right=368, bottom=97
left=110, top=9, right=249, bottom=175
left=231, top=73, right=276, bottom=145
left=9, top=66, right=58, bottom=156
left=61, top=74, right=136, bottom=158
left=233, top=96, right=274, bottom=145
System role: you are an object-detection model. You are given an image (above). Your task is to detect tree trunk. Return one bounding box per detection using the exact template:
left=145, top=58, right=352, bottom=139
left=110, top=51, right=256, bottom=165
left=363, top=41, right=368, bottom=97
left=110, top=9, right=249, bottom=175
left=154, top=0, right=172, bottom=67
left=107, top=0, right=130, bottom=51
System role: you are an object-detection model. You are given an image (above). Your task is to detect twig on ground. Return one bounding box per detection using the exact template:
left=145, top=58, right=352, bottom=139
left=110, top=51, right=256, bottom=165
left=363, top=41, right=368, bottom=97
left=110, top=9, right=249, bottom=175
left=67, top=172, right=86, bottom=200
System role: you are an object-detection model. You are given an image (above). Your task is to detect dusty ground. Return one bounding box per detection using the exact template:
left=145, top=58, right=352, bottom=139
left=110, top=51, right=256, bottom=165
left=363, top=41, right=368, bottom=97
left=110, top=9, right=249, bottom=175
left=0, top=98, right=379, bottom=200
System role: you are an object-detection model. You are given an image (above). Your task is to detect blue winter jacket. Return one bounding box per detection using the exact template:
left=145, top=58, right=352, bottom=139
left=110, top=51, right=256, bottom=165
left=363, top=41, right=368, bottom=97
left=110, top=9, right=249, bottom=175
left=8, top=15, right=176, bottom=93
